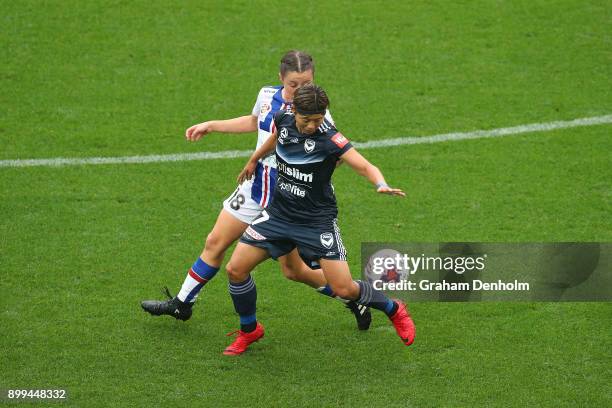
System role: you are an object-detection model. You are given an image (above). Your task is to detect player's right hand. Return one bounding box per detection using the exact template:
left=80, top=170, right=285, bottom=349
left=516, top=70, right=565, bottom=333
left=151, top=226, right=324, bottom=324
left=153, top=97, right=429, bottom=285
left=185, top=122, right=214, bottom=141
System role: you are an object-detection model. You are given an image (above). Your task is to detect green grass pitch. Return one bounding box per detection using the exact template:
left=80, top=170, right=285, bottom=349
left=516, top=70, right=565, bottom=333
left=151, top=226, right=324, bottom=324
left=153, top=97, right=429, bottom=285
left=1, top=1, right=611, bottom=406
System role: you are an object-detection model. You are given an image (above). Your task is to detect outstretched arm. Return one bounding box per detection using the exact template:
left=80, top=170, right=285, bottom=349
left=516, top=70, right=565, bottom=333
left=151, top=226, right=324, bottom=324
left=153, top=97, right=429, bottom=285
left=339, top=148, right=405, bottom=197
left=237, top=130, right=278, bottom=183
left=185, top=115, right=258, bottom=142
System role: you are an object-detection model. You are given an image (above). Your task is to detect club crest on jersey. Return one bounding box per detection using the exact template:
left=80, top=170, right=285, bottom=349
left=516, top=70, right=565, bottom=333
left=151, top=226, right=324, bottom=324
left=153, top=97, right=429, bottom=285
left=320, top=233, right=334, bottom=249
left=260, top=103, right=271, bottom=115
left=304, top=139, right=315, bottom=153
left=280, top=127, right=288, bottom=139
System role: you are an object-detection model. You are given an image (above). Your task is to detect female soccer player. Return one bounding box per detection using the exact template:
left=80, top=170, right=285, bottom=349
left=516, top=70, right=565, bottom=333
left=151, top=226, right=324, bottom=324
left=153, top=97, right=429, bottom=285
left=141, top=51, right=371, bottom=330
left=223, top=83, right=415, bottom=355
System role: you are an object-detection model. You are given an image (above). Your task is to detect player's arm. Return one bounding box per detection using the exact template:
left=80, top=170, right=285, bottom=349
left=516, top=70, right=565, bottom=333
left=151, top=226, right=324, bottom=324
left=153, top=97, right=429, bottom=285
left=339, top=148, right=405, bottom=197
left=185, top=115, right=258, bottom=142
left=237, top=130, right=278, bottom=183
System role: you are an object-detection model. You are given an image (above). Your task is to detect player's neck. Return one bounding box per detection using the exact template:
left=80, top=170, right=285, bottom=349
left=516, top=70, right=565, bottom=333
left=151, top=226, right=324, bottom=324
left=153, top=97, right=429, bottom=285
left=281, top=88, right=292, bottom=103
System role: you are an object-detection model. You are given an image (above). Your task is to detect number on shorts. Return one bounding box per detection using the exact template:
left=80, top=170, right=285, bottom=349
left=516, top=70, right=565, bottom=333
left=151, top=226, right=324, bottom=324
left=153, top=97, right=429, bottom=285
left=230, top=193, right=245, bottom=210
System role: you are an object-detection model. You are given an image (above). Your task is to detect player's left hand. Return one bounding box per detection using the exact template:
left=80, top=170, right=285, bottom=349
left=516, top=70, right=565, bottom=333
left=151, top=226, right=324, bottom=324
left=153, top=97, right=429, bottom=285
left=376, top=186, right=406, bottom=197
left=237, top=160, right=257, bottom=184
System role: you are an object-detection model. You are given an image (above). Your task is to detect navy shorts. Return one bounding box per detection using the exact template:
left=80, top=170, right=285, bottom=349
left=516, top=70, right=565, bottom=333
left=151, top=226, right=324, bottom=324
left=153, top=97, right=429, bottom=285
left=239, top=210, right=347, bottom=265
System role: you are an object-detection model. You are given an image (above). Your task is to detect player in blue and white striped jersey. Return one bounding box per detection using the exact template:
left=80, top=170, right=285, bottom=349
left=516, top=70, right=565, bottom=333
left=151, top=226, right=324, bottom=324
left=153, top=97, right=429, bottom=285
left=141, top=51, right=371, bottom=330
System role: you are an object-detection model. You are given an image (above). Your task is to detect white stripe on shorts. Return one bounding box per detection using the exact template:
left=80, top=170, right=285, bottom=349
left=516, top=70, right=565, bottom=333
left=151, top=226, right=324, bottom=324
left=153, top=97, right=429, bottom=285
left=333, top=219, right=347, bottom=260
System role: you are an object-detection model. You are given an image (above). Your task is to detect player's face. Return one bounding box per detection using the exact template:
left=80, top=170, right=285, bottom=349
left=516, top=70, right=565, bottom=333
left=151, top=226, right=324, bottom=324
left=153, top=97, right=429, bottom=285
left=294, top=111, right=325, bottom=135
left=279, top=69, right=314, bottom=101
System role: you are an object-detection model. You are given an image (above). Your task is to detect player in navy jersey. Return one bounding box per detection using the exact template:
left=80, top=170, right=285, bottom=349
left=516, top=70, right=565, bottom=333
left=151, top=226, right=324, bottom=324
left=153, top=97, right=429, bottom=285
left=223, top=84, right=415, bottom=355
left=141, top=51, right=371, bottom=330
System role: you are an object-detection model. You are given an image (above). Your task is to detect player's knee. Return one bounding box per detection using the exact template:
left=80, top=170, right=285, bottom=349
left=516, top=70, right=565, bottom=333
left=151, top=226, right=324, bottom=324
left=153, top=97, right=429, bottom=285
left=205, top=232, right=225, bottom=256
left=225, top=262, right=247, bottom=282
left=330, top=284, right=357, bottom=300
left=280, top=264, right=300, bottom=281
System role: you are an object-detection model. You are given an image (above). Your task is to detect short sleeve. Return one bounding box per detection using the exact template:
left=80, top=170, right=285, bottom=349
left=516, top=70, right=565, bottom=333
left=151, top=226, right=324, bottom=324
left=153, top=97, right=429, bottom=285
left=330, top=132, right=353, bottom=157
left=251, top=88, right=266, bottom=116
left=321, top=121, right=352, bottom=157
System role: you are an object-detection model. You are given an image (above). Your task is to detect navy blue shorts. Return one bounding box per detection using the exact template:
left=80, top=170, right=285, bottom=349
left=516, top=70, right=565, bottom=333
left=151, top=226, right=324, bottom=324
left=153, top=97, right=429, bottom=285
left=239, top=210, right=347, bottom=265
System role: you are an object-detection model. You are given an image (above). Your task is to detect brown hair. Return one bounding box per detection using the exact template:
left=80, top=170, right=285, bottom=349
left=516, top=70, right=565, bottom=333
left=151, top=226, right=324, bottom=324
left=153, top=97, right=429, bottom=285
left=293, top=83, right=329, bottom=115
left=280, top=50, right=315, bottom=77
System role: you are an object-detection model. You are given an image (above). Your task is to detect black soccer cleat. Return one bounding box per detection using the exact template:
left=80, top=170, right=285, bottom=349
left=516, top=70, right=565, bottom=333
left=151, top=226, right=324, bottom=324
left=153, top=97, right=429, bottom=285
left=346, top=301, right=372, bottom=331
left=141, top=287, right=193, bottom=321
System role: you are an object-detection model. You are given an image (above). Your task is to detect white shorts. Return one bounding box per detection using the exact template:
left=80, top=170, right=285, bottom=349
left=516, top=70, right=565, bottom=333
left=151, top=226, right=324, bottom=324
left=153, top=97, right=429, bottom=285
left=222, top=179, right=265, bottom=224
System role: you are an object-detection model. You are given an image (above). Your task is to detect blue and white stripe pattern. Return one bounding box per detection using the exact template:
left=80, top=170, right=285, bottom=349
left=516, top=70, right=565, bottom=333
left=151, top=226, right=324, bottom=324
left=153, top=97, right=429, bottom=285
left=357, top=280, right=395, bottom=314
left=251, top=162, right=278, bottom=208
left=357, top=280, right=373, bottom=305
left=228, top=275, right=258, bottom=325
left=228, top=275, right=256, bottom=295
left=333, top=218, right=347, bottom=260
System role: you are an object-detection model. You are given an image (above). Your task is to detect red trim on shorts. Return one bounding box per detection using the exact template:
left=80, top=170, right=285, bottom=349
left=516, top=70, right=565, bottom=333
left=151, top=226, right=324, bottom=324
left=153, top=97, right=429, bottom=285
left=260, top=165, right=269, bottom=206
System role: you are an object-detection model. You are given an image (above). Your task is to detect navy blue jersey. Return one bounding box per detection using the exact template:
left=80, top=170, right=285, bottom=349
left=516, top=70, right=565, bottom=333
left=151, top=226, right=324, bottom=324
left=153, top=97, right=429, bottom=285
left=267, top=111, right=353, bottom=224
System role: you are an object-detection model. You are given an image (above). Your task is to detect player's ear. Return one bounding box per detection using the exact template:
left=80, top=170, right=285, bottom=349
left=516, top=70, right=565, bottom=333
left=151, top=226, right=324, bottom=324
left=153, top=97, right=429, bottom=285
left=278, top=72, right=283, bottom=82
